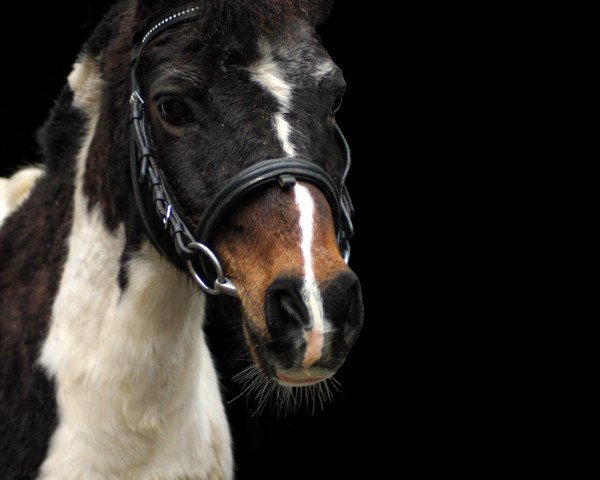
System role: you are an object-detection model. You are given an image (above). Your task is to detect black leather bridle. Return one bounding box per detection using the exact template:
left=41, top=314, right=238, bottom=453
left=130, top=6, right=354, bottom=296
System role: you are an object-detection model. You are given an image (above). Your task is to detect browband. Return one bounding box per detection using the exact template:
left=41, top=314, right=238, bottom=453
left=131, top=6, right=201, bottom=65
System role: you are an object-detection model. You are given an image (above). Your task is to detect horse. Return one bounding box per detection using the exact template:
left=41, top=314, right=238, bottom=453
left=0, top=1, right=363, bottom=478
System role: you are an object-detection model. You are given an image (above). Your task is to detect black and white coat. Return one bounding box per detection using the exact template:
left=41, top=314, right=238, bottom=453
left=0, top=1, right=358, bottom=479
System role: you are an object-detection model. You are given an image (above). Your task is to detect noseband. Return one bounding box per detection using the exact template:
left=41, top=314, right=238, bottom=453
left=130, top=7, right=354, bottom=297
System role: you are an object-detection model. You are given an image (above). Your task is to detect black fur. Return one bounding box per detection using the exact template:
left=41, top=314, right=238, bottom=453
left=320, top=271, right=363, bottom=368
left=36, top=87, right=88, bottom=173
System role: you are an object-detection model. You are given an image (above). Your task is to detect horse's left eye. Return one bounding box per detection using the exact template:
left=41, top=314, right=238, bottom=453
left=159, top=99, right=192, bottom=125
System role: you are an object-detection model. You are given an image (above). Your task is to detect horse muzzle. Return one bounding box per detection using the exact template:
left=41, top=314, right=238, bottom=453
left=244, top=271, right=363, bottom=386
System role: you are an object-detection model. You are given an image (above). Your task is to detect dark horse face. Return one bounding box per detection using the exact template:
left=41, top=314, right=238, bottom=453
left=136, top=1, right=363, bottom=388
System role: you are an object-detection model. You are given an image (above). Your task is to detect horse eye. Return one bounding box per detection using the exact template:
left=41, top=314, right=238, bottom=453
left=159, top=99, right=192, bottom=125
left=332, top=92, right=344, bottom=114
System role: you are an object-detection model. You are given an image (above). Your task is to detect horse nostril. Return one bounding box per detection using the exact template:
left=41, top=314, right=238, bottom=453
left=265, top=278, right=310, bottom=339
left=322, top=271, right=363, bottom=330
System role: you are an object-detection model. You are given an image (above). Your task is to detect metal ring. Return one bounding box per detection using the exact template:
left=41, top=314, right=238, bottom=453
left=185, top=242, right=236, bottom=296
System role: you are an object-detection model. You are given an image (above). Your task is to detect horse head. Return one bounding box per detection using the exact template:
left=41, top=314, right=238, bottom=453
left=124, top=0, right=364, bottom=392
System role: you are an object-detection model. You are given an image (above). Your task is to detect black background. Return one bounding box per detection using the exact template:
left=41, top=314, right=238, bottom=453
left=0, top=2, right=416, bottom=479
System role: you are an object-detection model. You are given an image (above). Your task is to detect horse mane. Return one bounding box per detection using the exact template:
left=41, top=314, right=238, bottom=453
left=35, top=1, right=127, bottom=173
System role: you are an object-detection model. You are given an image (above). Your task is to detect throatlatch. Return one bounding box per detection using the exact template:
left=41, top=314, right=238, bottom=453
left=129, top=6, right=354, bottom=296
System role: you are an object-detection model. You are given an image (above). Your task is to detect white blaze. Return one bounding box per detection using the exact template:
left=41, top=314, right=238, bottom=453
left=294, top=184, right=326, bottom=369
left=274, top=112, right=297, bottom=157
left=249, top=42, right=297, bottom=156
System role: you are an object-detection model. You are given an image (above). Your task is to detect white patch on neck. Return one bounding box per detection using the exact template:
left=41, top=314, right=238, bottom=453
left=249, top=40, right=297, bottom=156
left=68, top=56, right=104, bottom=116
left=38, top=56, right=232, bottom=479
left=294, top=184, right=326, bottom=369
left=0, top=167, right=44, bottom=229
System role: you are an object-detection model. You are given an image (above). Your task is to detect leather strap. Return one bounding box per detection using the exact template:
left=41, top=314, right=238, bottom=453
left=194, top=158, right=343, bottom=245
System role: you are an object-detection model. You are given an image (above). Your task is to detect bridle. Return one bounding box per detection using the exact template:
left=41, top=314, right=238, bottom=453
left=130, top=6, right=354, bottom=297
